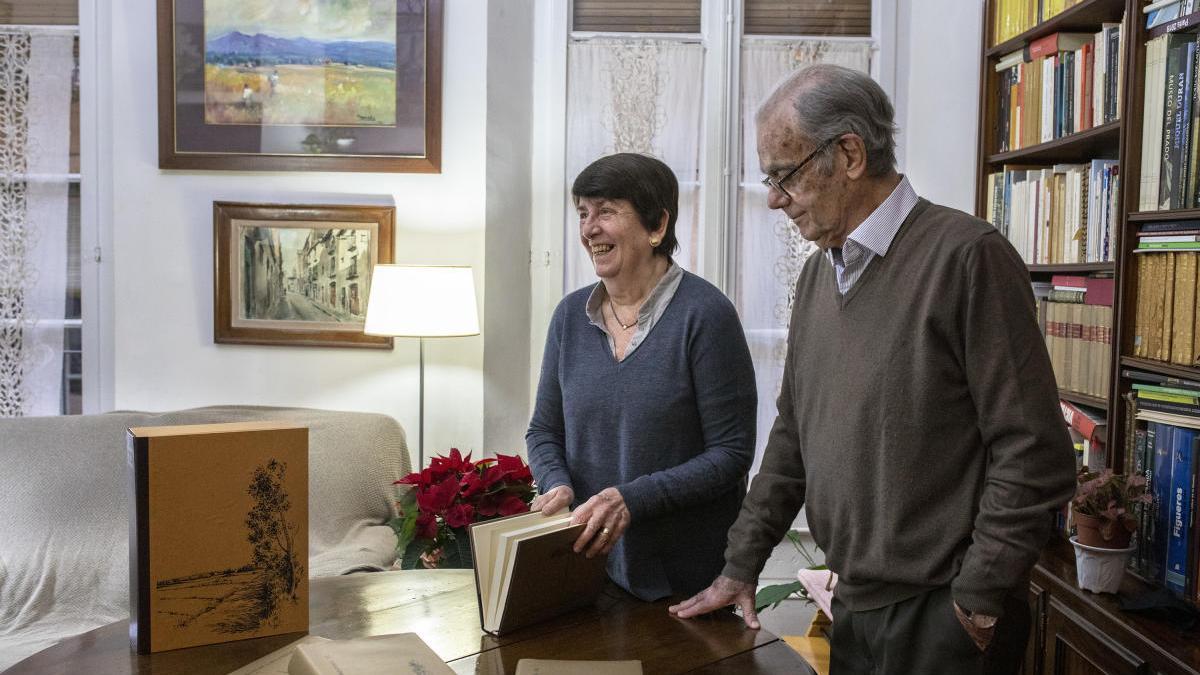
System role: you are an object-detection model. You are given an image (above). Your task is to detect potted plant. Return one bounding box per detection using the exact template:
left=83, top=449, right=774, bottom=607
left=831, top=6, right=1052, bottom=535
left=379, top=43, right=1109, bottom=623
left=389, top=449, right=536, bottom=569
left=1069, top=468, right=1150, bottom=593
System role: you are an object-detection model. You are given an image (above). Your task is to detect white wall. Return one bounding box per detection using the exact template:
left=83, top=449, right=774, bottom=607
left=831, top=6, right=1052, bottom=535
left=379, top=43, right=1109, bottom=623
left=104, top=0, right=488, bottom=469
left=896, top=0, right=984, bottom=213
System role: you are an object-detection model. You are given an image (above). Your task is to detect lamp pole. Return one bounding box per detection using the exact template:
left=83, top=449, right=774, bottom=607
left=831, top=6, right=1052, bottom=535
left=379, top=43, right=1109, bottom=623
left=418, top=336, right=425, bottom=470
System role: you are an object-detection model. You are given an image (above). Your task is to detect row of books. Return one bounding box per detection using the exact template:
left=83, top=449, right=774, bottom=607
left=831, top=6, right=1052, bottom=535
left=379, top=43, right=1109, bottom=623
left=993, top=28, right=1123, bottom=153
left=985, top=160, right=1119, bottom=264
left=1146, top=1, right=1200, bottom=31
left=993, top=0, right=1086, bottom=46
left=1131, top=250, right=1200, bottom=366
left=1137, top=30, right=1200, bottom=211
left=1036, top=276, right=1114, bottom=399
left=1121, top=373, right=1200, bottom=603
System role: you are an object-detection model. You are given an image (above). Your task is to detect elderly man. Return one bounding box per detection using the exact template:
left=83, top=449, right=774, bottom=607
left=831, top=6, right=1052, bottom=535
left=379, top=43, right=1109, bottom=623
left=669, top=64, right=1075, bottom=674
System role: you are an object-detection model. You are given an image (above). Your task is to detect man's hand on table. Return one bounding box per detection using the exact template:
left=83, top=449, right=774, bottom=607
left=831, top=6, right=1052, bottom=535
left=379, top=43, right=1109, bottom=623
left=668, top=575, right=761, bottom=630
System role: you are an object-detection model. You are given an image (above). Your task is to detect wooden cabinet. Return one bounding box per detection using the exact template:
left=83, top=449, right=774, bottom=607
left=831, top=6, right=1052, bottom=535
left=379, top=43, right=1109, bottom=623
left=1044, top=598, right=1147, bottom=675
left=1022, top=539, right=1200, bottom=675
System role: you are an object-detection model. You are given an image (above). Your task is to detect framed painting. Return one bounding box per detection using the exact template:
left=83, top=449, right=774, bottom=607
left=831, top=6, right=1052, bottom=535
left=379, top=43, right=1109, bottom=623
left=213, top=202, right=395, bottom=348
left=158, top=0, right=442, bottom=172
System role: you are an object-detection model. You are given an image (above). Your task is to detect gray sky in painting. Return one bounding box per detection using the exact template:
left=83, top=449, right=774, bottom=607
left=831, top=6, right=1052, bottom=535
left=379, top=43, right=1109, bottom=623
left=205, top=0, right=396, bottom=43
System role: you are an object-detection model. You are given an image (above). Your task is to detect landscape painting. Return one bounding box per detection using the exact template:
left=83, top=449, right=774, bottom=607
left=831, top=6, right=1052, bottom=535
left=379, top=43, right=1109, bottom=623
left=213, top=202, right=395, bottom=349
left=203, top=0, right=398, bottom=126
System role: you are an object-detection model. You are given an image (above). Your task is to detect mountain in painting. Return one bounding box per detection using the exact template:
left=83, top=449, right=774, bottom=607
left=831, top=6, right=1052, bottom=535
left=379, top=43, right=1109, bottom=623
left=206, top=31, right=396, bottom=69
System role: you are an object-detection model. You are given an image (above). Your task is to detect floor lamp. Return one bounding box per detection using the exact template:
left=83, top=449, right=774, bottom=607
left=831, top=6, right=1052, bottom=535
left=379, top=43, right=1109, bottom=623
left=363, top=265, right=479, bottom=470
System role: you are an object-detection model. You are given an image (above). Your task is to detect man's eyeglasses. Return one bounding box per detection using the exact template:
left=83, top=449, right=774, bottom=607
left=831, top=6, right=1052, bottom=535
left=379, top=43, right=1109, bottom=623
left=760, top=136, right=839, bottom=194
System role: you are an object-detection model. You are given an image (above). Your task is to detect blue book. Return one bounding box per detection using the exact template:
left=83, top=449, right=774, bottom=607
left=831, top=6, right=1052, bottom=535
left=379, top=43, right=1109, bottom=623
left=1166, top=426, right=1195, bottom=594
left=1151, top=423, right=1175, bottom=583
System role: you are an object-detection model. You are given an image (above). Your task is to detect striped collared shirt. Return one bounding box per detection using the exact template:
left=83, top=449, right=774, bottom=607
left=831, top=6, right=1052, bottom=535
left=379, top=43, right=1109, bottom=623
left=585, top=261, right=683, bottom=360
left=826, top=175, right=919, bottom=295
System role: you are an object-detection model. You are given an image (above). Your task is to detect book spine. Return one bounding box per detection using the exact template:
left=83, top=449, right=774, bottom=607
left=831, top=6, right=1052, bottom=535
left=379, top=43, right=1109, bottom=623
left=1166, top=427, right=1195, bottom=593
left=1134, top=422, right=1150, bottom=576
left=128, top=432, right=152, bottom=654
left=1151, top=423, right=1172, bottom=583
left=1162, top=38, right=1183, bottom=209
left=1137, top=398, right=1200, bottom=417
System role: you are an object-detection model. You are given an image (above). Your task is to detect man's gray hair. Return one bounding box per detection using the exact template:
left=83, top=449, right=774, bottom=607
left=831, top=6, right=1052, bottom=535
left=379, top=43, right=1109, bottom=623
left=758, top=63, right=898, bottom=177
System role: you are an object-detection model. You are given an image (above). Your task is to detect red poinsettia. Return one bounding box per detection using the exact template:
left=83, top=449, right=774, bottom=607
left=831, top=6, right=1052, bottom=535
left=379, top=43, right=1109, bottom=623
left=390, top=449, right=536, bottom=568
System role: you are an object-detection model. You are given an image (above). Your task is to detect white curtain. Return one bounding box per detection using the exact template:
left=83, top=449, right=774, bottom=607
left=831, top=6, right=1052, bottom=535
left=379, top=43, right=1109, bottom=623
left=564, top=38, right=705, bottom=293
left=0, top=31, right=74, bottom=417
left=735, top=39, right=873, bottom=472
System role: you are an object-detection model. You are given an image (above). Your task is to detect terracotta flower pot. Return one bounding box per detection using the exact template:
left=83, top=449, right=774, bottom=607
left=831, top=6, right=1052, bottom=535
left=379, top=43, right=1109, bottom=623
left=1073, top=512, right=1133, bottom=549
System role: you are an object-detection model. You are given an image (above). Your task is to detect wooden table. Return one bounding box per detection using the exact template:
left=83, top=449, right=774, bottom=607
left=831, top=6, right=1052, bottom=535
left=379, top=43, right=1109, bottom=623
left=3, top=570, right=814, bottom=674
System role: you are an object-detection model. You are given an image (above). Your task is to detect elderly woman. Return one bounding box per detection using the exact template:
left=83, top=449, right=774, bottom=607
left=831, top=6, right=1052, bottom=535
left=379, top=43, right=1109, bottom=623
left=526, top=153, right=757, bottom=601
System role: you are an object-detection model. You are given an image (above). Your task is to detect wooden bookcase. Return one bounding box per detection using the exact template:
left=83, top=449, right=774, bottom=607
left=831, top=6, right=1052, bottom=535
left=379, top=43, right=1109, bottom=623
left=976, top=1, right=1200, bottom=673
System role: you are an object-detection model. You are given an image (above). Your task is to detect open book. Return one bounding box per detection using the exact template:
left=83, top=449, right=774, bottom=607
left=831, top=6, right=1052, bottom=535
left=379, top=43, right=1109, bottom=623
left=469, top=510, right=608, bottom=634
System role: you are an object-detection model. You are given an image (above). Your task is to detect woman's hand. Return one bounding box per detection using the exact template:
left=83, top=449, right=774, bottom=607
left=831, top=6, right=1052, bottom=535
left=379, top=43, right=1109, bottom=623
left=570, top=487, right=631, bottom=558
left=531, top=485, right=574, bottom=515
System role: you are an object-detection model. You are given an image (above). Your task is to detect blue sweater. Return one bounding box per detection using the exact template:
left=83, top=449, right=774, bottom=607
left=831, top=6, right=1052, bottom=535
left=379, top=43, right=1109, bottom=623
left=526, top=271, right=757, bottom=600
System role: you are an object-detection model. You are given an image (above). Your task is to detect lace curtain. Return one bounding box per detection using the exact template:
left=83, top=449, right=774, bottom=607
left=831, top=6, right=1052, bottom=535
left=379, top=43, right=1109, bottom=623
left=735, top=39, right=873, bottom=472
left=564, top=38, right=705, bottom=293
left=0, top=30, right=74, bottom=417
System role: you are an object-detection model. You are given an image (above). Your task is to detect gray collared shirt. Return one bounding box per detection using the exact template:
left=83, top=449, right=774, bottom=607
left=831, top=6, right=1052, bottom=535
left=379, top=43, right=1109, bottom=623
left=825, top=175, right=919, bottom=295
left=585, top=261, right=684, bottom=360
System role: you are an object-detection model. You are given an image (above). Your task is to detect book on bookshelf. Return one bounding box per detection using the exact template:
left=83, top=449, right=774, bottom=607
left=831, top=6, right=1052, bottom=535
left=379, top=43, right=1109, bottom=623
left=985, top=161, right=1118, bottom=263
left=992, top=27, right=1122, bottom=153
left=468, top=510, right=607, bottom=635
left=1131, top=250, right=1200, bottom=365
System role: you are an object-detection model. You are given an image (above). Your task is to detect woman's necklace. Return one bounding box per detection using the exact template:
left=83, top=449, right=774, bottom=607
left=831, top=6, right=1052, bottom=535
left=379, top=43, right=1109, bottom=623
left=608, top=297, right=637, bottom=331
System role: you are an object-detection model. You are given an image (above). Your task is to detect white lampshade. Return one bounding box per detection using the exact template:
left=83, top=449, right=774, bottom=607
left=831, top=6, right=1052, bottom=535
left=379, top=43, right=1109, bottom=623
left=364, top=265, right=480, bottom=337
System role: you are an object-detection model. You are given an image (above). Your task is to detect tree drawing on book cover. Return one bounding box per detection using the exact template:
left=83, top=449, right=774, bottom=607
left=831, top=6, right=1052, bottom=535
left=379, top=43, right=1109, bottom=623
left=153, top=459, right=302, bottom=633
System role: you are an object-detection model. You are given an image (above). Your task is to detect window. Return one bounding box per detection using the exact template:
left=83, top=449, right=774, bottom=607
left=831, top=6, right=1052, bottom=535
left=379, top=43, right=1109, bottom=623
left=551, top=0, right=882, bottom=471
left=0, top=0, right=81, bottom=416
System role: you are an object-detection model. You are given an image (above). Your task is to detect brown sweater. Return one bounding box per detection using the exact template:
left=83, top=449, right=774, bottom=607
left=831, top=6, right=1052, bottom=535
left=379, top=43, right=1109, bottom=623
left=721, top=199, right=1076, bottom=617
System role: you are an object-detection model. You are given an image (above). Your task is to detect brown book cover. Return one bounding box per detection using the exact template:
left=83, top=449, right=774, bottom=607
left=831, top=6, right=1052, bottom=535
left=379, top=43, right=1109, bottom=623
left=129, top=421, right=309, bottom=653
left=469, top=511, right=607, bottom=636
left=1162, top=252, right=1177, bottom=362
left=1145, top=253, right=1168, bottom=361
left=1172, top=252, right=1197, bottom=365
left=1135, top=254, right=1150, bottom=359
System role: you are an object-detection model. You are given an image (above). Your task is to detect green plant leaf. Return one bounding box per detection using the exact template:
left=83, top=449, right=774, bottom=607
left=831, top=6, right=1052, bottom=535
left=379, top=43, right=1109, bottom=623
left=389, top=488, right=419, bottom=555
left=754, top=580, right=807, bottom=612
left=399, top=539, right=425, bottom=570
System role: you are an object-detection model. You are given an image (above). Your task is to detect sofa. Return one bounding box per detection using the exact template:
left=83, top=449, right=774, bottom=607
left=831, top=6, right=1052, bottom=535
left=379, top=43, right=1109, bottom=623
left=0, top=405, right=410, bottom=671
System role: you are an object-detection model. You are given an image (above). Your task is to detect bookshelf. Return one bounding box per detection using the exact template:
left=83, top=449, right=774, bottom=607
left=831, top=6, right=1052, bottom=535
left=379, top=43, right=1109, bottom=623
left=977, top=1, right=1200, bottom=673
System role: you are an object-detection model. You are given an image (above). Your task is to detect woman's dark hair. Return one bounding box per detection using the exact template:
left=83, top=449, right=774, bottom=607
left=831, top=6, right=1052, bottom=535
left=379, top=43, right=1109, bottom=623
left=571, top=153, right=679, bottom=257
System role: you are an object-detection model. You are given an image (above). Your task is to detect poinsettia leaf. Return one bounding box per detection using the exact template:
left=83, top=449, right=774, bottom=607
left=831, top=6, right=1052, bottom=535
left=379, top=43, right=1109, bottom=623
left=754, top=581, right=806, bottom=612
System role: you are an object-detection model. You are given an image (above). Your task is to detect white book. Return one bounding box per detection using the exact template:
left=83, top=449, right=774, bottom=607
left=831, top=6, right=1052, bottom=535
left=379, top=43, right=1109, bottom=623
left=468, top=510, right=607, bottom=635
left=287, top=633, right=452, bottom=675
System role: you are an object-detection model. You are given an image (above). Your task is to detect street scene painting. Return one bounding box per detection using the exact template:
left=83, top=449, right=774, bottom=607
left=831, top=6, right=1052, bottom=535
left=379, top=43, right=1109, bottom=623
left=203, top=0, right=399, bottom=126
left=213, top=203, right=395, bottom=348
left=238, top=223, right=373, bottom=325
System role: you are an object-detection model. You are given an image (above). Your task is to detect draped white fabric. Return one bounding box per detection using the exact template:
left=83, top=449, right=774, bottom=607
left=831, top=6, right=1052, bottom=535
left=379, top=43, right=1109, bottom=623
left=564, top=38, right=705, bottom=293
left=734, top=40, right=873, bottom=472
left=0, top=32, right=74, bottom=417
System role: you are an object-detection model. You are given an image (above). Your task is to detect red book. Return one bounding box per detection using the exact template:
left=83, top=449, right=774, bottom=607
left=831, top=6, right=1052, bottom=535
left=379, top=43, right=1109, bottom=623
left=1084, top=277, right=1115, bottom=306
left=1051, top=274, right=1088, bottom=290
left=1028, top=32, right=1093, bottom=60
left=1060, top=400, right=1106, bottom=445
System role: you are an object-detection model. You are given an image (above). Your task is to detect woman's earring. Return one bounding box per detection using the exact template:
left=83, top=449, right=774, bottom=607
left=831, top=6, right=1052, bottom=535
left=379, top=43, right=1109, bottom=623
left=650, top=238, right=660, bottom=247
